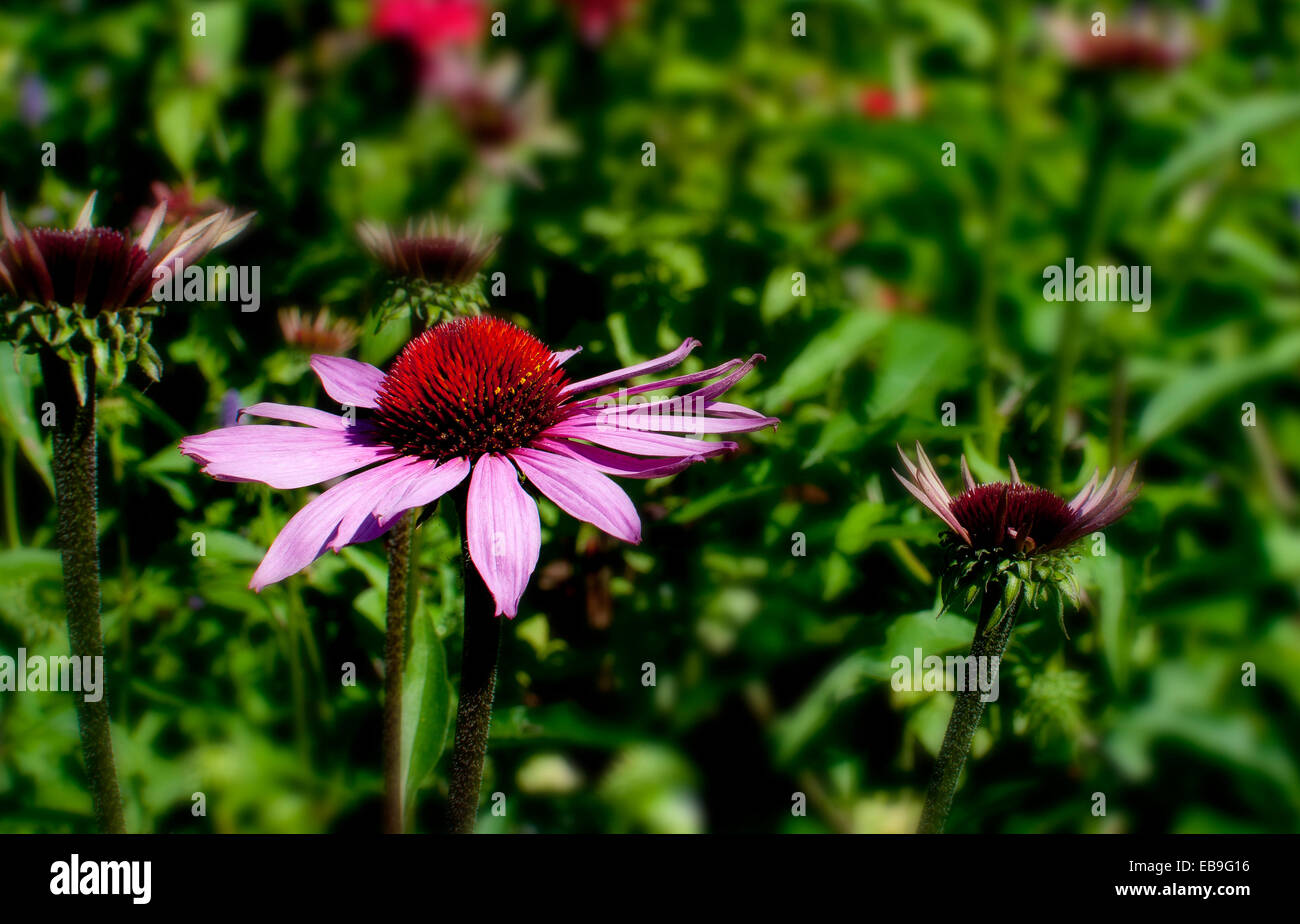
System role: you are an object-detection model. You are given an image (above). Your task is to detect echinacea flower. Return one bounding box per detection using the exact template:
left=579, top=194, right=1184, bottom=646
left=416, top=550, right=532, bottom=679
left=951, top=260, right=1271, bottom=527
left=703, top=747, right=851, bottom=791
left=181, top=316, right=777, bottom=616
left=446, top=56, right=575, bottom=186
left=558, top=0, right=640, bottom=45
left=894, top=443, right=1139, bottom=628
left=278, top=307, right=360, bottom=355
left=0, top=191, right=252, bottom=398
left=359, top=216, right=499, bottom=325
left=370, top=0, right=485, bottom=95
left=358, top=217, right=498, bottom=286
left=1042, top=11, right=1194, bottom=72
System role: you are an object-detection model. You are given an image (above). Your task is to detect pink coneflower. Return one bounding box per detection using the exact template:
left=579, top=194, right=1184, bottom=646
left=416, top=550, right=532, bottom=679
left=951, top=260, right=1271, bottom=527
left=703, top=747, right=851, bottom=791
left=278, top=307, right=360, bottom=355
left=371, top=0, right=484, bottom=52
left=181, top=317, right=776, bottom=616
left=1042, top=11, right=1193, bottom=72
left=893, top=443, right=1138, bottom=557
left=371, top=0, right=485, bottom=94
left=0, top=191, right=250, bottom=316
left=358, top=217, right=498, bottom=285
left=558, top=0, right=640, bottom=45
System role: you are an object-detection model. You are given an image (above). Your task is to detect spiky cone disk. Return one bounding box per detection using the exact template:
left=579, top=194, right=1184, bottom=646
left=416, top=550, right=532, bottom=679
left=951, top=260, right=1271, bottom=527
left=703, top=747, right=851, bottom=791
left=0, top=191, right=252, bottom=402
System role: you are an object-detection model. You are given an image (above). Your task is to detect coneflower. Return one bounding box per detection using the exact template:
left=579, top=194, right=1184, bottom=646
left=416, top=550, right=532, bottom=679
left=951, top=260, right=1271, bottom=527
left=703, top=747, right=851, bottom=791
left=0, top=190, right=250, bottom=834
left=894, top=443, right=1139, bottom=833
left=359, top=216, right=498, bottom=328
left=278, top=306, right=360, bottom=356
left=182, top=316, right=775, bottom=832
left=356, top=213, right=500, bottom=831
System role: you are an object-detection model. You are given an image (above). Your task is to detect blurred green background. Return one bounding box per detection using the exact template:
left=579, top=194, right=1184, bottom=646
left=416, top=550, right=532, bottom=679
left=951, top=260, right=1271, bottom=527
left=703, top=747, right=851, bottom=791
left=2, top=0, right=1300, bottom=833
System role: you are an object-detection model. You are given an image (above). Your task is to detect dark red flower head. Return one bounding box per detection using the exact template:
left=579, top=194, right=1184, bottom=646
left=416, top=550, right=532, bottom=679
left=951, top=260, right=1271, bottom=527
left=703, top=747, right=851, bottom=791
left=0, top=191, right=251, bottom=315
left=370, top=316, right=568, bottom=461
left=358, top=217, right=498, bottom=285
left=894, top=443, right=1139, bottom=556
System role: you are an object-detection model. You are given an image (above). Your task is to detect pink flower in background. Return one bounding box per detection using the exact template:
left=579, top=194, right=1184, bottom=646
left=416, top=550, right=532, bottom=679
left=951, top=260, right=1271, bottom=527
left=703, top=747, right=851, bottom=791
left=371, top=0, right=484, bottom=52
left=371, top=0, right=485, bottom=92
left=559, top=0, right=640, bottom=45
left=181, top=316, right=776, bottom=616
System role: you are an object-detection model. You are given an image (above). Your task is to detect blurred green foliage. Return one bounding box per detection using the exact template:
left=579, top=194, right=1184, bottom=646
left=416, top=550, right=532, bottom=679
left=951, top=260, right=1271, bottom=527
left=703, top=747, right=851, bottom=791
left=2, top=0, right=1300, bottom=833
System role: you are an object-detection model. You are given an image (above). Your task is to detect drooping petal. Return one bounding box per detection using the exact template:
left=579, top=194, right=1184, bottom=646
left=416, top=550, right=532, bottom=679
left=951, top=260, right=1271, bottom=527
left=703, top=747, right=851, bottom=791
left=249, top=458, right=414, bottom=590
left=373, top=455, right=472, bottom=527
left=467, top=454, right=540, bottom=618
left=239, top=402, right=352, bottom=431
left=553, top=346, right=582, bottom=365
left=571, top=357, right=745, bottom=406
left=542, top=418, right=738, bottom=457
left=309, top=354, right=387, bottom=409
left=510, top=447, right=641, bottom=543
left=560, top=337, right=701, bottom=397
left=533, top=436, right=720, bottom=478
left=180, top=425, right=394, bottom=489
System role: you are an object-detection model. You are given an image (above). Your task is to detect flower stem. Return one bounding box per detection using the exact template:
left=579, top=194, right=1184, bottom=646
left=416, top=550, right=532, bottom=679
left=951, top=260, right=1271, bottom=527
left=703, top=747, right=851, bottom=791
left=382, top=510, right=413, bottom=834
left=917, top=582, right=1020, bottom=834
left=1046, top=81, right=1120, bottom=490
left=40, top=351, right=125, bottom=834
left=446, top=486, right=502, bottom=834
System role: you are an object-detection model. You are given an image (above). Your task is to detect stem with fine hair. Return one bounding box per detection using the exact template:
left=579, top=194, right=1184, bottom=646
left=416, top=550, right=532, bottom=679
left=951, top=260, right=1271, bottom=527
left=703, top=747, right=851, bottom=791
left=446, top=485, right=502, bottom=834
left=382, top=510, right=413, bottom=834
left=917, top=581, right=1020, bottom=834
left=40, top=351, right=126, bottom=834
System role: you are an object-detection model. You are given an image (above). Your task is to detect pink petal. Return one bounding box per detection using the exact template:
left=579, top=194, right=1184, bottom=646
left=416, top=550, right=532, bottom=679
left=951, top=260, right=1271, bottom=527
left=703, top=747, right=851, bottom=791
left=180, top=425, right=394, bottom=489
left=510, top=447, right=641, bottom=543
left=249, top=458, right=414, bottom=590
left=560, top=337, right=701, bottom=397
left=553, top=347, right=582, bottom=365
left=571, top=357, right=745, bottom=406
left=373, top=456, right=472, bottom=528
left=239, top=402, right=352, bottom=430
left=542, top=419, right=738, bottom=458
left=309, top=355, right=387, bottom=409
left=467, top=454, right=540, bottom=618
left=533, top=436, right=720, bottom=478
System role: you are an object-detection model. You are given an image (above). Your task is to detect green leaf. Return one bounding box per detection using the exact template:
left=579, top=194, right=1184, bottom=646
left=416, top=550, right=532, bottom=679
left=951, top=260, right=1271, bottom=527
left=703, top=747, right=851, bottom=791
left=401, top=605, right=453, bottom=826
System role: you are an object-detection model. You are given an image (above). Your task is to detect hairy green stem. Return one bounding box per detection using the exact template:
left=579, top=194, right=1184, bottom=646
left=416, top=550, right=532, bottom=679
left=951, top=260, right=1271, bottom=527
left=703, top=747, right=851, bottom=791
left=382, top=510, right=413, bottom=834
left=40, top=351, right=125, bottom=834
left=917, top=583, right=1020, bottom=834
left=446, top=487, right=502, bottom=834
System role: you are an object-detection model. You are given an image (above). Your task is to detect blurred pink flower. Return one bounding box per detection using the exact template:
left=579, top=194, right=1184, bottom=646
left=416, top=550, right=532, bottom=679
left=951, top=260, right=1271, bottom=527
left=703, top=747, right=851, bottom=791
left=371, top=0, right=486, bottom=92
left=559, top=0, right=639, bottom=45
left=371, top=0, right=484, bottom=52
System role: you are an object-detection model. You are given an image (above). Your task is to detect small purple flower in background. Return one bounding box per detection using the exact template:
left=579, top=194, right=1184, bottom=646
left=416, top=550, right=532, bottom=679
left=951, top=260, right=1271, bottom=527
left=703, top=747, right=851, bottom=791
left=219, top=389, right=243, bottom=429
left=19, top=75, right=50, bottom=128
left=181, top=315, right=776, bottom=616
